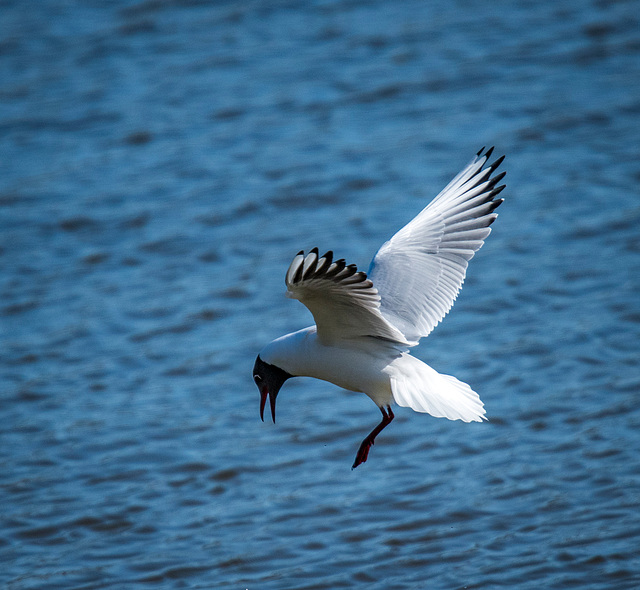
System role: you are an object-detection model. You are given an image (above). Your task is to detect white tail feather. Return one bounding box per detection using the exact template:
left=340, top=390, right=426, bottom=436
left=389, top=354, right=486, bottom=422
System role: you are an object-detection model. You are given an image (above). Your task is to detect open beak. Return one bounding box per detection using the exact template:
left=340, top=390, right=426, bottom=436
left=259, top=385, right=277, bottom=423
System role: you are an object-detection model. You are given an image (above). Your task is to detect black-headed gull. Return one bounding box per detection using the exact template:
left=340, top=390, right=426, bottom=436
left=254, top=147, right=505, bottom=468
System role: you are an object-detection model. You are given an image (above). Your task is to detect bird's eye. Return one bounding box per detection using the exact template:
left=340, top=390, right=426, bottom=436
left=254, top=374, right=262, bottom=384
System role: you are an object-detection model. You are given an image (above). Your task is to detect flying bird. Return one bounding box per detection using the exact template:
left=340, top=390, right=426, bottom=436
left=253, top=147, right=505, bottom=468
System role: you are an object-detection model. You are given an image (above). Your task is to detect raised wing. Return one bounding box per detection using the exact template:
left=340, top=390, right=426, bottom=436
left=369, top=147, right=506, bottom=344
left=285, top=248, right=409, bottom=346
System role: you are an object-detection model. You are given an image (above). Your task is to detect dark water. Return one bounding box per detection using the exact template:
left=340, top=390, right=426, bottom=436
left=2, top=0, right=640, bottom=588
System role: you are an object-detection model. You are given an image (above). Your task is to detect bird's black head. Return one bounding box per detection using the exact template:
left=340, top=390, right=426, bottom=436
left=253, top=355, right=292, bottom=423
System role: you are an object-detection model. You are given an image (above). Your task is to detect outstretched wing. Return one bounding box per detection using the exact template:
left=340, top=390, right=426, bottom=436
left=369, top=147, right=506, bottom=344
left=285, top=248, right=409, bottom=346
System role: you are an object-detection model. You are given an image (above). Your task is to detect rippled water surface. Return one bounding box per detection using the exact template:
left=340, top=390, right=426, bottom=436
left=2, top=1, right=640, bottom=588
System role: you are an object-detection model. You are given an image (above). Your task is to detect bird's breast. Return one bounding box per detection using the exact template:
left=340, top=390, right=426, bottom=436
left=265, top=327, right=395, bottom=403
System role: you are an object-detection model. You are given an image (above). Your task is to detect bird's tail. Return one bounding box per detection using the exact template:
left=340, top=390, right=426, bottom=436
left=389, top=353, right=486, bottom=422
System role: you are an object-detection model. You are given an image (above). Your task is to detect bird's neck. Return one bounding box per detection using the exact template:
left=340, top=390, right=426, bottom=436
left=260, top=326, right=317, bottom=377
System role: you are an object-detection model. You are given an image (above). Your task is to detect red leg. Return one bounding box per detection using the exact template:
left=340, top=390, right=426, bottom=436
left=352, top=405, right=394, bottom=469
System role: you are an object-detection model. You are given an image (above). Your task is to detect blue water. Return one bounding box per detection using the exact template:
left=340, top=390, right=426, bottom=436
left=2, top=0, right=640, bottom=588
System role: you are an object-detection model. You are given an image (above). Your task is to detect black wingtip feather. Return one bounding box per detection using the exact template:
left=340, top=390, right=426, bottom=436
left=492, top=170, right=507, bottom=183
left=486, top=170, right=507, bottom=192
left=489, top=154, right=505, bottom=171
left=324, top=259, right=346, bottom=279
left=487, top=197, right=504, bottom=215
left=489, top=185, right=506, bottom=200
left=302, top=248, right=320, bottom=280
left=314, top=250, right=333, bottom=275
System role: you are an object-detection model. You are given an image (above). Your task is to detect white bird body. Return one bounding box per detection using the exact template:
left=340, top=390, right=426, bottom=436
left=260, top=326, right=485, bottom=421
left=253, top=147, right=506, bottom=468
left=260, top=326, right=396, bottom=404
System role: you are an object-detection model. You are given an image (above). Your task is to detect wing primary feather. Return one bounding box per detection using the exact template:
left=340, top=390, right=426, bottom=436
left=293, top=258, right=305, bottom=283
left=488, top=154, right=505, bottom=172
left=489, top=193, right=505, bottom=208
left=324, top=259, right=347, bottom=279
left=314, top=250, right=333, bottom=275
left=341, top=271, right=369, bottom=285
left=302, top=247, right=319, bottom=279
left=331, top=266, right=358, bottom=282
left=485, top=170, right=506, bottom=191
left=286, top=252, right=305, bottom=286
left=488, top=185, right=506, bottom=202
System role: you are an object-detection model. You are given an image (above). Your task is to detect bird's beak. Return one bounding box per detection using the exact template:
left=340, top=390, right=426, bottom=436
left=259, top=385, right=277, bottom=423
